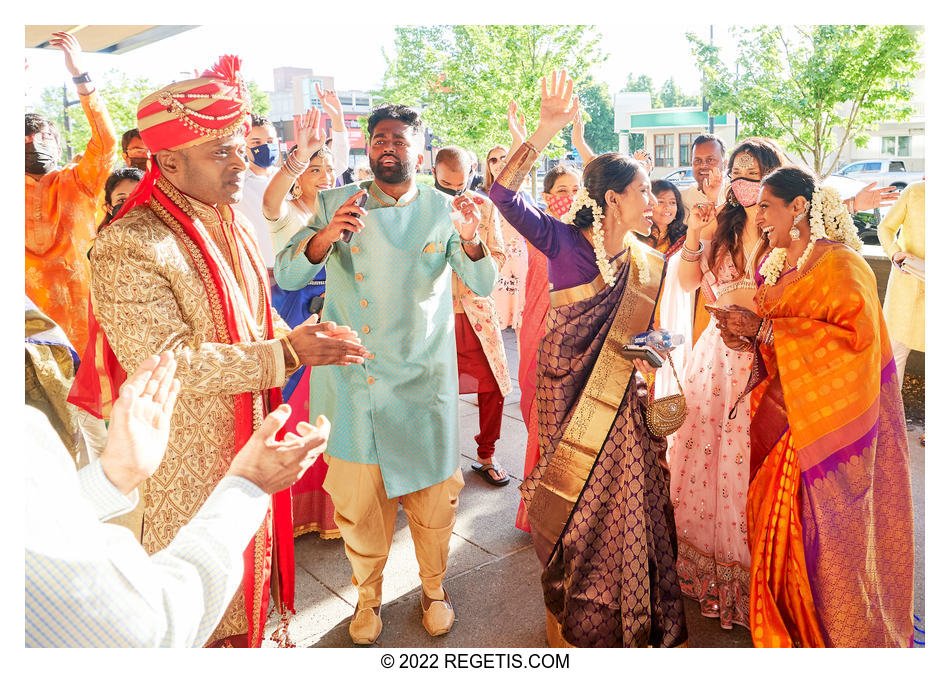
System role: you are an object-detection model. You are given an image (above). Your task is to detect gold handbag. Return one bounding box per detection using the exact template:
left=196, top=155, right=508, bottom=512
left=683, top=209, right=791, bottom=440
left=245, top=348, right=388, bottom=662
left=645, top=354, right=687, bottom=437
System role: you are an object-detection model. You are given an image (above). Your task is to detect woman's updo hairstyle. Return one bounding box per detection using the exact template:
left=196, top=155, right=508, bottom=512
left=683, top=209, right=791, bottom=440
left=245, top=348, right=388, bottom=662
left=760, top=165, right=817, bottom=206
left=573, top=153, right=644, bottom=229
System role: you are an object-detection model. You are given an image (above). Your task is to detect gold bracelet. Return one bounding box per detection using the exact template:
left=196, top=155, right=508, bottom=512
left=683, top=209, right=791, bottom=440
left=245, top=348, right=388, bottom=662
left=280, top=335, right=301, bottom=371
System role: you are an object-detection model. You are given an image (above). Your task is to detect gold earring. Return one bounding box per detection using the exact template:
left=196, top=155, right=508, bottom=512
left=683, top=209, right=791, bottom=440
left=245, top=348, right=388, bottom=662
left=291, top=182, right=302, bottom=199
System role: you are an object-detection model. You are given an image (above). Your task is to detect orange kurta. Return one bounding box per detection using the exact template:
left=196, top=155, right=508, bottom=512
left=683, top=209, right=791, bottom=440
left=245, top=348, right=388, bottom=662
left=25, top=90, right=117, bottom=354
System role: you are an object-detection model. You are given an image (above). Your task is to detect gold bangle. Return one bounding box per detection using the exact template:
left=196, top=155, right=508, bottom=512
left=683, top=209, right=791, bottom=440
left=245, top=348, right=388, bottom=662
left=280, top=335, right=300, bottom=371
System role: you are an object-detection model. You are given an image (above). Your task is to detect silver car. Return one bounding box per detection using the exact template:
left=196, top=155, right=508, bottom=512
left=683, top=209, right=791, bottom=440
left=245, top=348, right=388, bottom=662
left=663, top=168, right=696, bottom=188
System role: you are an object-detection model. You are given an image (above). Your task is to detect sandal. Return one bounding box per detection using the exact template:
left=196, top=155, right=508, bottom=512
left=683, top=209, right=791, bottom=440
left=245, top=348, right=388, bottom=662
left=471, top=460, right=510, bottom=486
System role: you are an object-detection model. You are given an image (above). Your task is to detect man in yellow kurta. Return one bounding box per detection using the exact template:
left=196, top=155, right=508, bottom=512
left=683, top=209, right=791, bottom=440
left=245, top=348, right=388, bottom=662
left=83, top=56, right=367, bottom=647
left=434, top=146, right=513, bottom=486
left=878, top=181, right=925, bottom=388
left=25, top=31, right=117, bottom=355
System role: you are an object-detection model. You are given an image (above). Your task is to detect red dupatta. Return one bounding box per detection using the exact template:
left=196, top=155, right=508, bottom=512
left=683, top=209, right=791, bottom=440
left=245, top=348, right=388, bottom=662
left=68, top=168, right=295, bottom=646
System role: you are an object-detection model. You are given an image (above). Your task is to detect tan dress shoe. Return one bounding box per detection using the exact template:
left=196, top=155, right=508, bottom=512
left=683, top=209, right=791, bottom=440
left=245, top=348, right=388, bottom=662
left=349, top=605, right=382, bottom=645
left=421, top=589, right=455, bottom=636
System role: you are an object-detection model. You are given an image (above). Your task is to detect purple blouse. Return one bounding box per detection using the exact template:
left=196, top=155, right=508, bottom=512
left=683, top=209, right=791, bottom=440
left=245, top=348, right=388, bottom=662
left=489, top=181, right=601, bottom=291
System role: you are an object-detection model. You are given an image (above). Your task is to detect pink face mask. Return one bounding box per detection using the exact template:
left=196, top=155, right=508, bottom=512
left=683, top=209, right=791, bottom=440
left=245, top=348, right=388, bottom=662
left=546, top=194, right=575, bottom=218
left=730, top=178, right=761, bottom=207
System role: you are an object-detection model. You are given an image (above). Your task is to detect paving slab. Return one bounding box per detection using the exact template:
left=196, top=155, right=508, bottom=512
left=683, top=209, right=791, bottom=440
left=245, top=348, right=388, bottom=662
left=310, top=545, right=547, bottom=648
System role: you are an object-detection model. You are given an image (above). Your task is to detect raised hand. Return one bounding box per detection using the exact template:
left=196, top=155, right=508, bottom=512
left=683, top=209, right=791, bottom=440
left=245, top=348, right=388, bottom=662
left=571, top=108, right=586, bottom=146
left=538, top=69, right=580, bottom=134
left=633, top=149, right=654, bottom=174
left=853, top=182, right=899, bottom=212
left=49, top=31, right=85, bottom=78
left=314, top=82, right=345, bottom=131
left=507, top=101, right=527, bottom=144
left=99, top=352, right=182, bottom=495
left=294, top=107, right=327, bottom=161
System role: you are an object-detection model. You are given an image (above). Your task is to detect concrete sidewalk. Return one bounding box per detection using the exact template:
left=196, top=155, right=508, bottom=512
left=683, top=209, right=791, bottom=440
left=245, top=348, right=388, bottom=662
left=264, top=328, right=925, bottom=648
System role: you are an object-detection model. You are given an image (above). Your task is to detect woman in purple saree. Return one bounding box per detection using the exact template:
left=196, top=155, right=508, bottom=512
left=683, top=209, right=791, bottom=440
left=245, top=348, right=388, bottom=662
left=488, top=71, right=687, bottom=648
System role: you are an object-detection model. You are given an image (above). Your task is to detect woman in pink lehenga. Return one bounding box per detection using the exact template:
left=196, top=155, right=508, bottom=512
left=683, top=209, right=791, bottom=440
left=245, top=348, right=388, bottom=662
left=667, top=139, right=784, bottom=630
left=515, top=164, right=581, bottom=532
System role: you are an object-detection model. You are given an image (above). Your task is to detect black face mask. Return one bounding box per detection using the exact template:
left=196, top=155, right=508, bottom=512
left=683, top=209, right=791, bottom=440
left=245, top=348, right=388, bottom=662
left=434, top=173, right=470, bottom=197
left=26, top=140, right=58, bottom=175
left=128, top=157, right=148, bottom=172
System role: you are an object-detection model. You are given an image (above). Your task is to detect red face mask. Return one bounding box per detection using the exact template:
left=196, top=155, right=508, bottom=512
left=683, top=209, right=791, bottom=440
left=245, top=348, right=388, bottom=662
left=546, top=194, right=575, bottom=219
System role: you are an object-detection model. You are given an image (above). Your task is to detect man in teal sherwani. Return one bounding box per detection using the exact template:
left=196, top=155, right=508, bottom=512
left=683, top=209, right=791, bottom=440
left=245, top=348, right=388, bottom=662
left=274, top=104, right=498, bottom=645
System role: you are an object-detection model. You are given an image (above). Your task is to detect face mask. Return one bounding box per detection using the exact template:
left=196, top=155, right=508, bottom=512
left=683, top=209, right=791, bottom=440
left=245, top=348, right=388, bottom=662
left=129, top=156, right=148, bottom=172
left=250, top=142, right=279, bottom=169
left=546, top=194, right=575, bottom=219
left=730, top=178, right=761, bottom=208
left=434, top=178, right=466, bottom=197
left=25, top=140, right=57, bottom=175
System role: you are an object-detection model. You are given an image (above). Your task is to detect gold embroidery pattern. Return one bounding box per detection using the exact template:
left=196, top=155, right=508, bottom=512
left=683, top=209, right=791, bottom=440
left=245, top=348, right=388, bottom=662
left=495, top=143, right=538, bottom=191
left=89, top=197, right=283, bottom=642
left=531, top=246, right=665, bottom=548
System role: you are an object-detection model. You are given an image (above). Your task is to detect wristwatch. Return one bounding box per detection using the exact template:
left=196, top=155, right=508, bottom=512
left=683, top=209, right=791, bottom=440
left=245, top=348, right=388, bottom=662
left=72, top=72, right=92, bottom=85
left=459, top=230, right=482, bottom=246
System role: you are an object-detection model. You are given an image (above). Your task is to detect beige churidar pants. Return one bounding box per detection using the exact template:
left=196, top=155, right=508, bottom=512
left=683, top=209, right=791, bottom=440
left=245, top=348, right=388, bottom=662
left=323, top=455, right=465, bottom=609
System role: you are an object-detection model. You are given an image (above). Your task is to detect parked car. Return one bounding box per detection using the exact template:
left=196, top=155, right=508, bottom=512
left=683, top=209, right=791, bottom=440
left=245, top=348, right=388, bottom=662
left=833, top=160, right=923, bottom=191
left=663, top=168, right=696, bottom=189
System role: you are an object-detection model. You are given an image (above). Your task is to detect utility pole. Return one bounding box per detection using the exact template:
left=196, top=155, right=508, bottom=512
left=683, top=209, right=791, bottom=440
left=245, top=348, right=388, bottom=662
left=61, top=82, right=79, bottom=160
left=707, top=25, right=715, bottom=135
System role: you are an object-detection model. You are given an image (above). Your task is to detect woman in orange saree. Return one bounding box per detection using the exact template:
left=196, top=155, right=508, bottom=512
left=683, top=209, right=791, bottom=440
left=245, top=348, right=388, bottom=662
left=714, top=166, right=914, bottom=647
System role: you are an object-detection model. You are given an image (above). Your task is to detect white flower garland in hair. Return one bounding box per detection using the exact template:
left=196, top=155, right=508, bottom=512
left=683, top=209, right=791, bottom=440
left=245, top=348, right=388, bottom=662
left=761, top=185, right=859, bottom=286
left=561, top=187, right=618, bottom=286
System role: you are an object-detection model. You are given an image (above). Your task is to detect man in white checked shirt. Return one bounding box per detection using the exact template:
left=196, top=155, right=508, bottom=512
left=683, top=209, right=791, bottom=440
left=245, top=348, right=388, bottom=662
left=25, top=352, right=330, bottom=647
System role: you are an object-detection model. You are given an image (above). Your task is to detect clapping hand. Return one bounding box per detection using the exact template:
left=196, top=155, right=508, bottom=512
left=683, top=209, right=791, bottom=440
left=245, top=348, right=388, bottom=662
left=286, top=315, right=370, bottom=367
left=293, top=107, right=327, bottom=161
left=99, top=352, right=182, bottom=495
left=226, top=405, right=331, bottom=494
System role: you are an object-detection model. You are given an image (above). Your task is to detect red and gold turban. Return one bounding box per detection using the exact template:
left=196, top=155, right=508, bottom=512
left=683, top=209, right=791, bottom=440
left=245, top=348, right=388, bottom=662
left=136, top=54, right=252, bottom=152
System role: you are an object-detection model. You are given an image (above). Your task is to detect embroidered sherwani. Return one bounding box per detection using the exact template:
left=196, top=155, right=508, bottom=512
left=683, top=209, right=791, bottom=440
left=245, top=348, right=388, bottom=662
left=452, top=193, right=512, bottom=396
left=89, top=185, right=290, bottom=644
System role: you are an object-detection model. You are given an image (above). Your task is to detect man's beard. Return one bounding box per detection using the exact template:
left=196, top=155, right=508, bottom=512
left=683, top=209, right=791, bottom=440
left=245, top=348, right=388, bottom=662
left=370, top=155, right=414, bottom=184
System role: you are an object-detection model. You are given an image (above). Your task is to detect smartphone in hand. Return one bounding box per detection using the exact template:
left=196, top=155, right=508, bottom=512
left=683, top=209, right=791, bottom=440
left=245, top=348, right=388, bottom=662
left=621, top=344, right=665, bottom=368
left=341, top=192, right=368, bottom=243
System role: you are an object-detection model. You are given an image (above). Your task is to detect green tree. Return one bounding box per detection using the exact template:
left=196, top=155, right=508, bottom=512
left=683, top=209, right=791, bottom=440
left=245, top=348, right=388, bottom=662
left=689, top=25, right=922, bottom=177
left=622, top=73, right=654, bottom=97
left=656, top=77, right=700, bottom=108
left=246, top=79, right=272, bottom=117
left=36, top=69, right=158, bottom=161
left=378, top=25, right=606, bottom=159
